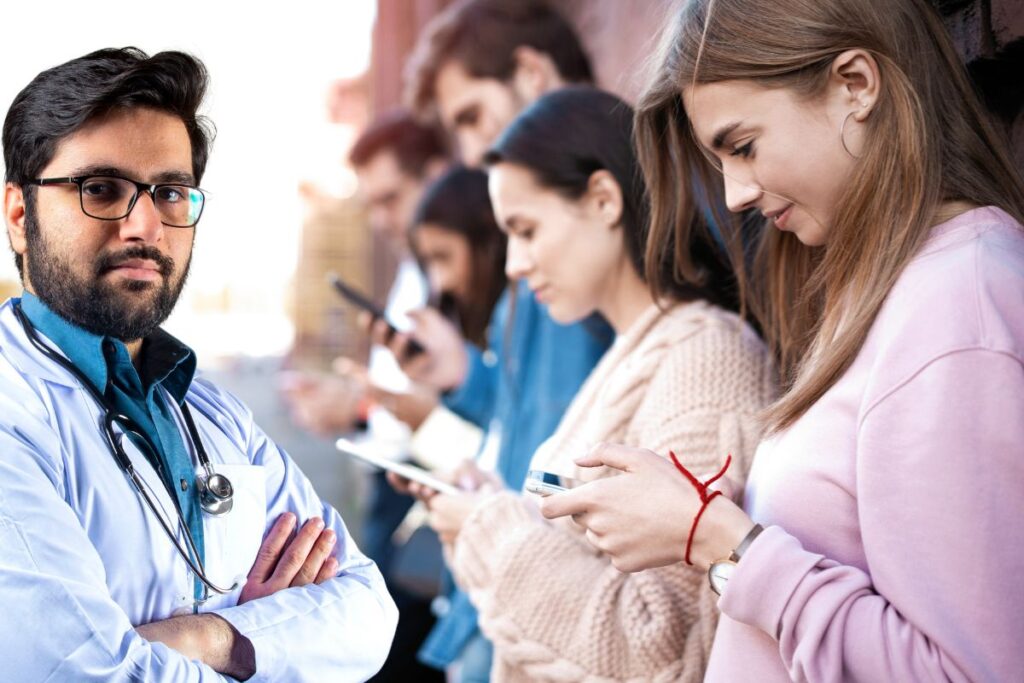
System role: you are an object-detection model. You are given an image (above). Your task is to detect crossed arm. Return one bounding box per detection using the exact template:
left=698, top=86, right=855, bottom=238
left=135, top=512, right=338, bottom=680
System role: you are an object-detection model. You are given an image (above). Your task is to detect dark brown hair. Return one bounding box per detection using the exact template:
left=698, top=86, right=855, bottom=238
left=404, top=0, right=592, bottom=119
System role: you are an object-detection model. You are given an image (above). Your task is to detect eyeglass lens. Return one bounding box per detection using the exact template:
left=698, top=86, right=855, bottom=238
left=81, top=176, right=203, bottom=227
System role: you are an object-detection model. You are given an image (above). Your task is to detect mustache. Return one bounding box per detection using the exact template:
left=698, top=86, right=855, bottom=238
left=95, top=246, right=174, bottom=277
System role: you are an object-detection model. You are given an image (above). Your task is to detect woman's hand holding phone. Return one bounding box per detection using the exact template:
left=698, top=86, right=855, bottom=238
left=363, top=308, right=470, bottom=392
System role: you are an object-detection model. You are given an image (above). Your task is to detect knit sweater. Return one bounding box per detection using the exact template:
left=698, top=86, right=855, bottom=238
left=450, top=300, right=776, bottom=682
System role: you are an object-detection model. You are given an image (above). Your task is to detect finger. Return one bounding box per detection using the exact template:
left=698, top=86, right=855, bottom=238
left=291, top=528, right=337, bottom=587
left=248, top=512, right=296, bottom=582
left=314, top=556, right=339, bottom=584
left=385, top=470, right=413, bottom=494
left=574, top=442, right=643, bottom=471
left=539, top=488, right=590, bottom=520
left=368, top=318, right=391, bottom=346
left=356, top=311, right=374, bottom=333
left=271, top=517, right=325, bottom=584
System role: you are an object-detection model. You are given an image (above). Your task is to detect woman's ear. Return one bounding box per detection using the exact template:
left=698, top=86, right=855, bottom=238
left=585, top=170, right=624, bottom=230
left=830, top=49, right=881, bottom=122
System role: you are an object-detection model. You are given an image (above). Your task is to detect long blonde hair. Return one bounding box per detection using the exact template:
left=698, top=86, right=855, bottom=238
left=636, top=0, right=1024, bottom=432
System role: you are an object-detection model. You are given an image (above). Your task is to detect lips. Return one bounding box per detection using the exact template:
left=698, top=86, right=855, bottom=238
left=105, top=258, right=164, bottom=282
left=764, top=204, right=794, bottom=230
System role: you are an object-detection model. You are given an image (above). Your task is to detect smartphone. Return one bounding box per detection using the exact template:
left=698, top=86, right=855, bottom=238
left=336, top=438, right=461, bottom=497
left=524, top=469, right=581, bottom=497
left=327, top=273, right=425, bottom=357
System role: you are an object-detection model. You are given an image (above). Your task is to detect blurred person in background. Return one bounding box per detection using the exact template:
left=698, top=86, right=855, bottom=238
left=281, top=110, right=447, bottom=683
left=409, top=166, right=508, bottom=351
left=378, top=1, right=612, bottom=679
left=394, top=87, right=773, bottom=682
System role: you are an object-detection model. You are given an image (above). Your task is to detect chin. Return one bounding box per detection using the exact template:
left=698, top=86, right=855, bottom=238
left=546, top=301, right=591, bottom=325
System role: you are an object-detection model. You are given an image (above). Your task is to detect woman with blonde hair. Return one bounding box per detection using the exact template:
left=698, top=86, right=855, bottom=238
left=542, top=0, right=1024, bottom=680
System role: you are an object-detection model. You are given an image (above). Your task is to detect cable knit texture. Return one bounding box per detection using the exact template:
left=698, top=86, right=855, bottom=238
left=451, top=301, right=776, bottom=682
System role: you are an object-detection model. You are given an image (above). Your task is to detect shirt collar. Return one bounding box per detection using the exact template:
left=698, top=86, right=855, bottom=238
left=19, top=290, right=196, bottom=403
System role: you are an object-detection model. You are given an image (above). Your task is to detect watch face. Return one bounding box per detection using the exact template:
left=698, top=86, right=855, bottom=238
left=708, top=561, right=736, bottom=595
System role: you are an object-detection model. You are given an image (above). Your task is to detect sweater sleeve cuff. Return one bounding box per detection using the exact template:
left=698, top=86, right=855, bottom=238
left=717, top=525, right=823, bottom=640
left=452, top=491, right=538, bottom=592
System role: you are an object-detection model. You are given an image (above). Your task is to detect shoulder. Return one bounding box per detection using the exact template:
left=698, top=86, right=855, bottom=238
left=185, top=374, right=256, bottom=446
left=866, top=208, right=1024, bottom=382
left=641, top=301, right=775, bottom=413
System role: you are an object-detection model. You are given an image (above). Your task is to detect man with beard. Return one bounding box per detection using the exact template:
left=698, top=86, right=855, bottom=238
left=0, top=48, right=397, bottom=681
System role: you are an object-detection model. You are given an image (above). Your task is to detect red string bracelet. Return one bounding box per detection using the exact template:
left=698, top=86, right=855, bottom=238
left=668, top=451, right=732, bottom=566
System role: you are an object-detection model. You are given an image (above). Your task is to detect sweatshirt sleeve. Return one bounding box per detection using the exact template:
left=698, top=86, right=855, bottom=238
left=719, top=349, right=1024, bottom=682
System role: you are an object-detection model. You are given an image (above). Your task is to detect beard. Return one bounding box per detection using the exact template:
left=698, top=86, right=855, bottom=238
left=24, top=211, right=191, bottom=342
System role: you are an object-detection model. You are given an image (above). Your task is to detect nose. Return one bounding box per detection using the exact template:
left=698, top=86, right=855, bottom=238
left=723, top=171, right=762, bottom=213
left=504, top=237, right=532, bottom=280
left=119, top=191, right=165, bottom=243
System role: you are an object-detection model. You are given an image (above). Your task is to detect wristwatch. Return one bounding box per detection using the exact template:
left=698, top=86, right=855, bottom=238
left=708, top=523, right=763, bottom=596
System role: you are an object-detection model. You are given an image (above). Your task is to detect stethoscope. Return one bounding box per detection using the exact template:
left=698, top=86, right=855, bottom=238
left=14, top=303, right=238, bottom=597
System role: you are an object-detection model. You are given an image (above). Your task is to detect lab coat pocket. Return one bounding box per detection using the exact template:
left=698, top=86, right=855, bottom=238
left=201, top=463, right=266, bottom=603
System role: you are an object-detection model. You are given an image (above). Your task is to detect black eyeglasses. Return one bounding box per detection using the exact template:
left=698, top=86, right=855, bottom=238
left=30, top=175, right=206, bottom=228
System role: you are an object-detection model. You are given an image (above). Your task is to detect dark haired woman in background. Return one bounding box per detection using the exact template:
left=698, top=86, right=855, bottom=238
left=410, top=166, right=507, bottom=349
left=401, top=87, right=775, bottom=682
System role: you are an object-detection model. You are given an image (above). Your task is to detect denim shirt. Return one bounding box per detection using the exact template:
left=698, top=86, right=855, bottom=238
left=19, top=292, right=205, bottom=600
left=420, top=283, right=612, bottom=667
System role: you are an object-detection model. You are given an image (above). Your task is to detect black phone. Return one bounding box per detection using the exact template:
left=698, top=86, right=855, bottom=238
left=328, top=273, right=425, bottom=357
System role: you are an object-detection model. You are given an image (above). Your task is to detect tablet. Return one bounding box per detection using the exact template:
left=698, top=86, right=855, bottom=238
left=336, top=438, right=462, bottom=497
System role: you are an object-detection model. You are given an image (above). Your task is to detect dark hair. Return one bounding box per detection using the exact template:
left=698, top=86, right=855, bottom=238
left=484, top=86, right=738, bottom=311
left=405, top=0, right=593, bottom=118
left=3, top=47, right=215, bottom=277
left=348, top=109, right=448, bottom=177
left=411, top=166, right=507, bottom=347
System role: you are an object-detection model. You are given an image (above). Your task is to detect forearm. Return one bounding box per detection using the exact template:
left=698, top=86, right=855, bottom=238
left=137, top=614, right=255, bottom=681
left=454, top=492, right=712, bottom=680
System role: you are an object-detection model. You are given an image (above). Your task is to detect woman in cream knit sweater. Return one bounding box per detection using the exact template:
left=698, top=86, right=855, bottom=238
left=409, top=88, right=775, bottom=682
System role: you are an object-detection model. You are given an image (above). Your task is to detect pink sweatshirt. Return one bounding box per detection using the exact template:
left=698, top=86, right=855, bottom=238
left=706, top=207, right=1024, bottom=682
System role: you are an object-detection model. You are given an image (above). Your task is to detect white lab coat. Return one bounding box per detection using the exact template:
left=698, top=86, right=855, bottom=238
left=0, top=299, right=397, bottom=682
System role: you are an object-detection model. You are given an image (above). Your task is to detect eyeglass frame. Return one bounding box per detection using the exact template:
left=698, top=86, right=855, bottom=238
left=28, top=174, right=207, bottom=228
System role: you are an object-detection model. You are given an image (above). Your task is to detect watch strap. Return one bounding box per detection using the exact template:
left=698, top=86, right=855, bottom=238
left=728, top=523, right=764, bottom=563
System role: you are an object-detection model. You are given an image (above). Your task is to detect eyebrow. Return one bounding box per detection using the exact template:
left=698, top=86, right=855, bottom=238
left=68, top=164, right=196, bottom=185
left=710, top=122, right=742, bottom=151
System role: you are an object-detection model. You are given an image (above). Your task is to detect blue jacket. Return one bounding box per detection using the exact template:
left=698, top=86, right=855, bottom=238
left=419, top=284, right=611, bottom=668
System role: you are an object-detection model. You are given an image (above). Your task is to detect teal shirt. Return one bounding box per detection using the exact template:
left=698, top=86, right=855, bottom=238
left=20, top=291, right=206, bottom=600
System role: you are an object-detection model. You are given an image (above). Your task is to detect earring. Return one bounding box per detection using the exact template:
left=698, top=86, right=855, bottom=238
left=840, top=110, right=862, bottom=159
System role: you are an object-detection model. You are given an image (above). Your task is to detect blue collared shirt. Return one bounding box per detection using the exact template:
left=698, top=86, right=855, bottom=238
left=21, top=291, right=206, bottom=601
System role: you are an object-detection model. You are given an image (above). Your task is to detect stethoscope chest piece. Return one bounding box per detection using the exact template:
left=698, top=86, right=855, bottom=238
left=198, top=473, right=234, bottom=516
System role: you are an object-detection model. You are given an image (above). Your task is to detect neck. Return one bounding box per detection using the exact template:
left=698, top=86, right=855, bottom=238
left=597, top=260, right=655, bottom=334
left=126, top=339, right=144, bottom=364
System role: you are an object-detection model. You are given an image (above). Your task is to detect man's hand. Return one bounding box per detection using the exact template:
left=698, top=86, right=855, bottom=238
left=238, top=512, right=338, bottom=605
left=137, top=613, right=256, bottom=680
left=362, top=308, right=469, bottom=391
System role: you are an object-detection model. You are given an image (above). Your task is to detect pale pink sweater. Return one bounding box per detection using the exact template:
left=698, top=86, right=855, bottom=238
left=708, top=207, right=1024, bottom=682
left=451, top=301, right=775, bottom=682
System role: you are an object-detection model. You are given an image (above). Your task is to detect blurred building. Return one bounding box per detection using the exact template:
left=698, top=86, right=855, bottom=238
left=290, top=76, right=380, bottom=371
